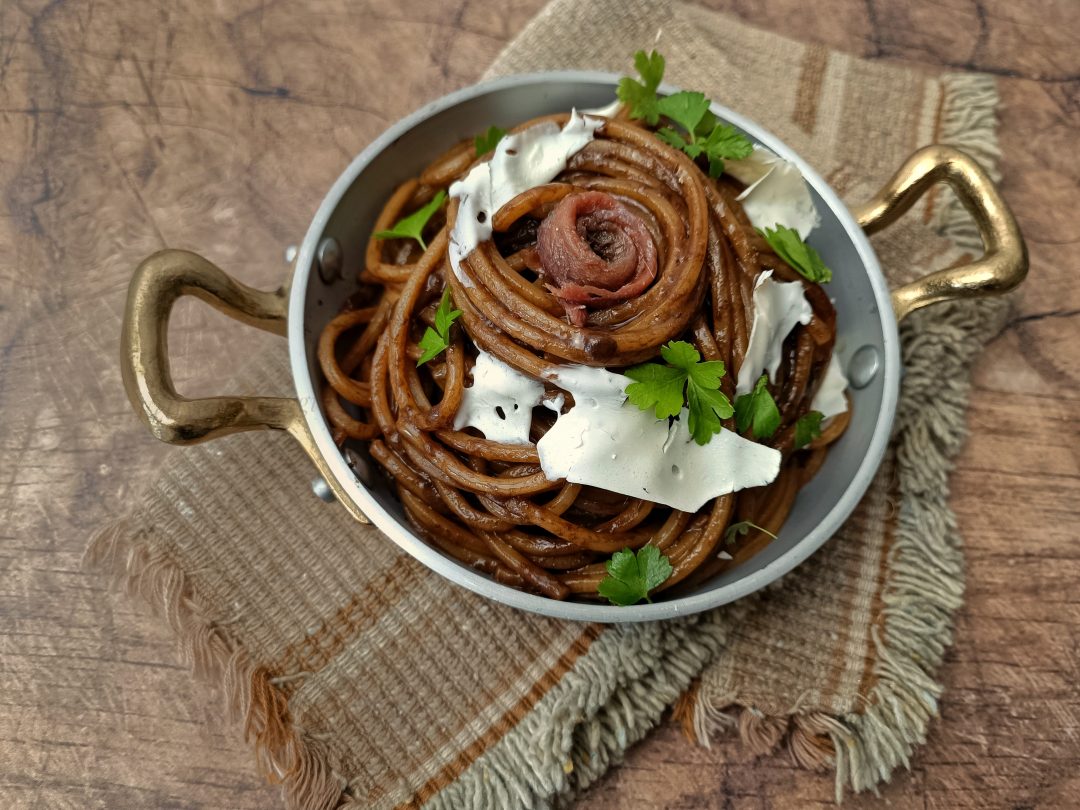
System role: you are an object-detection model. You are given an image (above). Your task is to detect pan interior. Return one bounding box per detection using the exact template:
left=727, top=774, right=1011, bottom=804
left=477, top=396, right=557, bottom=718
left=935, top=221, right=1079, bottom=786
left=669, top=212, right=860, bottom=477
left=288, top=73, right=898, bottom=622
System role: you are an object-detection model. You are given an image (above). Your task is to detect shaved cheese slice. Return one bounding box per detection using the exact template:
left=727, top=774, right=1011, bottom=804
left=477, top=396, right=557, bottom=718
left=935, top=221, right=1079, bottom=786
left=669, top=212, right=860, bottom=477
left=537, top=365, right=781, bottom=513
left=448, top=110, right=602, bottom=284
left=735, top=270, right=813, bottom=396
left=452, top=351, right=544, bottom=444
left=811, top=353, right=849, bottom=418
left=725, top=145, right=820, bottom=239
left=723, top=144, right=779, bottom=187
left=581, top=98, right=623, bottom=118
left=738, top=160, right=820, bottom=240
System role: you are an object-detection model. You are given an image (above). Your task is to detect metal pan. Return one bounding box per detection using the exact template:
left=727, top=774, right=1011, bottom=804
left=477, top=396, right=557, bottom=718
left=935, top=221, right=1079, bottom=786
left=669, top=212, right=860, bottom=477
left=119, top=72, right=1027, bottom=622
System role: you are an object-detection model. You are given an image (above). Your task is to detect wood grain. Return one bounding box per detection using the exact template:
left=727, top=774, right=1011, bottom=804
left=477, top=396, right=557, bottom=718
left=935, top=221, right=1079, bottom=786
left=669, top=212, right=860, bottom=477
left=1, top=1, right=1076, bottom=808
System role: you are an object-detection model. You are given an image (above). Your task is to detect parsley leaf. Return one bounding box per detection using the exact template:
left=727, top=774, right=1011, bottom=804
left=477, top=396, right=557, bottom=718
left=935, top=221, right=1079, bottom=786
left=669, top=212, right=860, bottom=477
left=695, top=109, right=719, bottom=137
left=793, top=410, right=824, bottom=449
left=656, top=91, right=712, bottom=137
left=687, top=385, right=732, bottom=444
left=660, top=339, right=704, bottom=369
left=625, top=340, right=734, bottom=446
left=374, top=189, right=447, bottom=251
left=634, top=49, right=666, bottom=88
left=652, top=92, right=753, bottom=177
left=734, top=374, right=781, bottom=440
left=597, top=545, right=673, bottom=606
left=703, top=124, right=754, bottom=159
left=723, top=519, right=778, bottom=545
left=616, top=49, right=665, bottom=124
left=614, top=49, right=753, bottom=176
left=701, top=123, right=754, bottom=176
left=757, top=225, right=833, bottom=284
left=474, top=125, right=506, bottom=156
left=657, top=126, right=705, bottom=158
left=415, top=287, right=462, bottom=366
left=622, top=362, right=685, bottom=419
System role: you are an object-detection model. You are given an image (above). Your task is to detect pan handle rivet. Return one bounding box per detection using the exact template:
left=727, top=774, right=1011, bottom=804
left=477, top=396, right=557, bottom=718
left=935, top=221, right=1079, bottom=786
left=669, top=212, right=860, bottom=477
left=848, top=345, right=880, bottom=389
left=316, top=236, right=343, bottom=283
left=311, top=476, right=336, bottom=503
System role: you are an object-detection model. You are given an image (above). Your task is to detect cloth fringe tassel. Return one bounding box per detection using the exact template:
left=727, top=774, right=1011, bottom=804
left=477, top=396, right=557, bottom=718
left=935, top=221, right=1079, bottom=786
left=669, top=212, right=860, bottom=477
left=84, top=523, right=346, bottom=810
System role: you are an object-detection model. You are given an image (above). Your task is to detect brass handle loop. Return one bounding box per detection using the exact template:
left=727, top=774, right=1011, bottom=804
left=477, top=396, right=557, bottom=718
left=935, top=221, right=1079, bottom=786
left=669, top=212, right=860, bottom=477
left=121, top=249, right=304, bottom=443
left=852, top=145, right=1028, bottom=320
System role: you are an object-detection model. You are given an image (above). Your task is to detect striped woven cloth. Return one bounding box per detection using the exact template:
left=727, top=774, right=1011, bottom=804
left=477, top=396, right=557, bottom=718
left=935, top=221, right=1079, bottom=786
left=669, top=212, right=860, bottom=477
left=89, top=0, right=1008, bottom=807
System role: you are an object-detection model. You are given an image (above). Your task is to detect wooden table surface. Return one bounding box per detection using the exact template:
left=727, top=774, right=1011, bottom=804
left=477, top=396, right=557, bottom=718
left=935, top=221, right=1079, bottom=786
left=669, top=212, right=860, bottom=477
left=2, top=1, right=1077, bottom=807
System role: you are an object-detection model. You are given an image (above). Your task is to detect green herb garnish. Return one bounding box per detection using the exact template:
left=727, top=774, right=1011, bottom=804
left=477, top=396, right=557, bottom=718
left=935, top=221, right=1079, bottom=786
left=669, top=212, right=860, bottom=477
left=793, top=410, right=824, bottom=449
left=700, top=123, right=755, bottom=176
left=598, top=545, right=673, bottom=606
left=758, top=224, right=833, bottom=284
left=474, top=125, right=507, bottom=156
left=723, top=519, right=778, bottom=545
left=374, top=189, right=447, bottom=251
left=625, top=340, right=734, bottom=446
left=617, top=49, right=753, bottom=177
left=616, top=49, right=665, bottom=125
left=655, top=91, right=753, bottom=177
left=655, top=92, right=753, bottom=175
left=734, top=374, right=781, bottom=440
left=656, top=91, right=712, bottom=146
left=416, top=287, right=462, bottom=366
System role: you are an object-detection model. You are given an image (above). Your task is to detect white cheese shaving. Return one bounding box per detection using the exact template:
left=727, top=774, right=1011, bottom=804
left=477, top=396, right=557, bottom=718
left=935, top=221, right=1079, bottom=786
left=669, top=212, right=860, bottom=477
left=735, top=270, right=813, bottom=396
left=543, top=393, right=566, bottom=413
left=452, top=351, right=544, bottom=445
left=725, top=145, right=820, bottom=239
left=448, top=110, right=602, bottom=284
left=723, top=144, right=778, bottom=187
left=580, top=98, right=623, bottom=118
left=536, top=365, right=781, bottom=513
left=810, top=353, right=849, bottom=418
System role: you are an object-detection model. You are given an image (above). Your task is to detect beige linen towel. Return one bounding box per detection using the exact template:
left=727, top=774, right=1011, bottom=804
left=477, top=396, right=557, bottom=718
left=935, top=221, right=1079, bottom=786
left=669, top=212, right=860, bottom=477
left=88, top=1, right=1008, bottom=807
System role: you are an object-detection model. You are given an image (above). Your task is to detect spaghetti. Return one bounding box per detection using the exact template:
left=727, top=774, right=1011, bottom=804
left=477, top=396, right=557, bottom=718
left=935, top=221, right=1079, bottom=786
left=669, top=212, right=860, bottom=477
left=317, top=106, right=850, bottom=602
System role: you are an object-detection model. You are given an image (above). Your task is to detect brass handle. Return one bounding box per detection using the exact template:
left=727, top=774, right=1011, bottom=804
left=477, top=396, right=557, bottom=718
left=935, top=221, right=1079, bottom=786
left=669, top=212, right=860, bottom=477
left=851, top=145, right=1028, bottom=320
left=121, top=249, right=306, bottom=444
left=121, top=248, right=371, bottom=524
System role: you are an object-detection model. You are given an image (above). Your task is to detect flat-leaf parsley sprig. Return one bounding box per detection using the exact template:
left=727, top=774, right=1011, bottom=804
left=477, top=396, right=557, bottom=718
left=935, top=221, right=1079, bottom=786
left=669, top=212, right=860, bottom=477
left=733, top=374, right=781, bottom=440
left=624, top=340, right=734, bottom=446
left=416, top=288, right=462, bottom=367
left=474, top=125, right=507, bottom=156
left=597, top=545, right=673, bottom=606
left=616, top=49, right=665, bottom=125
left=374, top=189, right=447, bottom=251
left=758, top=224, right=833, bottom=284
left=617, top=50, right=753, bottom=177
left=793, top=410, right=824, bottom=449
left=654, top=92, right=753, bottom=177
